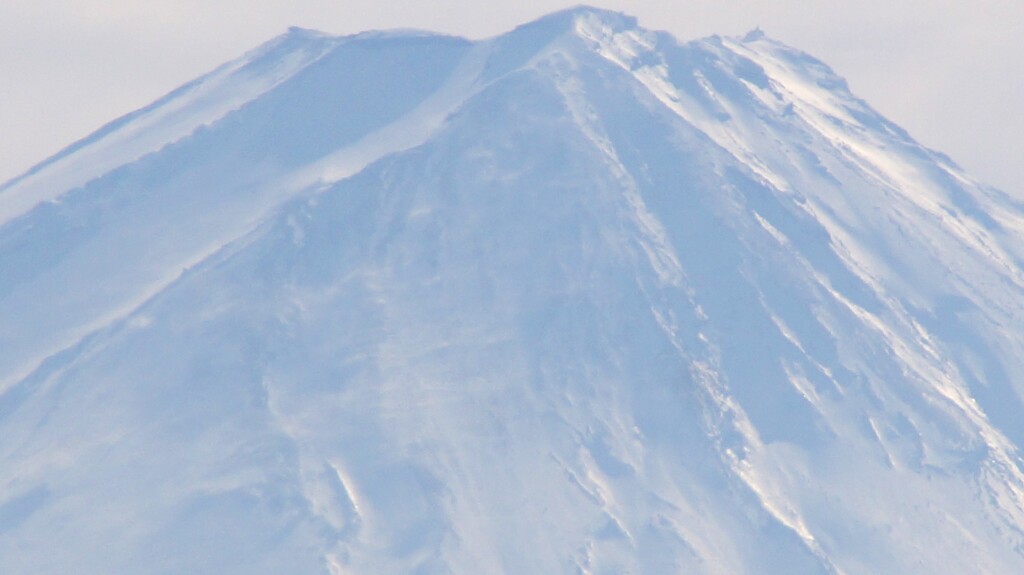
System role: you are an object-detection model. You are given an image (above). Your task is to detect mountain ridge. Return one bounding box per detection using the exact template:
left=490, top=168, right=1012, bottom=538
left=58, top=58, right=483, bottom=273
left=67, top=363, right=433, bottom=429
left=3, top=7, right=1024, bottom=574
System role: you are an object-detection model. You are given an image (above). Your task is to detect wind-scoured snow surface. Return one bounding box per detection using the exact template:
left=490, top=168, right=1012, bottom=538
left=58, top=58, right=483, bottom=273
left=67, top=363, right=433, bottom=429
left=4, top=7, right=1024, bottom=574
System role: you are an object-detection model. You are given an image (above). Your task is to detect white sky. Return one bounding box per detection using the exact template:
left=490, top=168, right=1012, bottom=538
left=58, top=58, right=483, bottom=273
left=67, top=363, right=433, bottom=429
left=1, top=1, right=1020, bottom=193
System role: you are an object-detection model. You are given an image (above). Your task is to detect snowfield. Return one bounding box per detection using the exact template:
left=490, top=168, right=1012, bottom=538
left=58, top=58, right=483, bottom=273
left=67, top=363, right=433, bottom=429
left=3, top=7, right=1024, bottom=574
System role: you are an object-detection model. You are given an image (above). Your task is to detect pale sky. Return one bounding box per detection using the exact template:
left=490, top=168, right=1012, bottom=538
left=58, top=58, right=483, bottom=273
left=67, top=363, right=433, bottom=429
left=1, top=1, right=1020, bottom=194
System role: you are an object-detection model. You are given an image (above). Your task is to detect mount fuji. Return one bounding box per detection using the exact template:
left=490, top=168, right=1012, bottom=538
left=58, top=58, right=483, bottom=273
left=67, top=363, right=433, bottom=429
left=3, top=7, right=1024, bottom=574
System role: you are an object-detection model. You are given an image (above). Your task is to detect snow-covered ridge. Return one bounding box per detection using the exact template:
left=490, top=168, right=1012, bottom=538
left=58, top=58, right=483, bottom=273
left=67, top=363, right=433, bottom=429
left=0, top=29, right=342, bottom=228
left=4, top=7, right=1024, bottom=575
left=0, top=27, right=490, bottom=398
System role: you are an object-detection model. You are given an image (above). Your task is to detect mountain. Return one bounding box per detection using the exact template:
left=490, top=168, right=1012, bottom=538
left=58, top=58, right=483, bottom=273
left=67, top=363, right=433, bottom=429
left=4, top=6, right=1024, bottom=574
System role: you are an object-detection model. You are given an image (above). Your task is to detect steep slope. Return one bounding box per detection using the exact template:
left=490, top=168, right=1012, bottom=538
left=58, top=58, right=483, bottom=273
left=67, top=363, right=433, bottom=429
left=3, top=7, right=1024, bottom=574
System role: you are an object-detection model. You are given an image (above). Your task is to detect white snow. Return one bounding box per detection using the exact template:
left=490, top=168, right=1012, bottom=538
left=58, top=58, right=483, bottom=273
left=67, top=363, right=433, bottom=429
left=4, top=7, right=1024, bottom=575
left=0, top=30, right=339, bottom=228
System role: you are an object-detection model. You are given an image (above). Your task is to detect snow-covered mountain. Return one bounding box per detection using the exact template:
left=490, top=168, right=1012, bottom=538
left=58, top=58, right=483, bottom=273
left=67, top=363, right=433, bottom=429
left=4, top=7, right=1024, bottom=574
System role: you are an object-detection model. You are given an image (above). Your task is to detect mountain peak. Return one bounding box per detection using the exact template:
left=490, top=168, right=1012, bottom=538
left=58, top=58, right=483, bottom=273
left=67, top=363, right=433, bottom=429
left=521, top=4, right=639, bottom=35
left=284, top=25, right=331, bottom=39
left=741, top=26, right=766, bottom=42
left=4, top=7, right=1024, bottom=575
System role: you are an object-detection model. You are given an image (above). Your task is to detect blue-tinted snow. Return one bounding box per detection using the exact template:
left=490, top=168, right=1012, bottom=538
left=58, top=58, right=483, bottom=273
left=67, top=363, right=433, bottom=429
left=2, top=6, right=1024, bottom=574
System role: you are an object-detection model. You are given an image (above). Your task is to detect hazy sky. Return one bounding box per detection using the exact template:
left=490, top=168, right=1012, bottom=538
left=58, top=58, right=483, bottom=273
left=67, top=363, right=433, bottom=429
left=1, top=1, right=1019, bottom=193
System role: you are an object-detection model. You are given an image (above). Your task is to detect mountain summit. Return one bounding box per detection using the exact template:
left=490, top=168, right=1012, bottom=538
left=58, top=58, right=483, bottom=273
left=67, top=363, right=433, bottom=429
left=4, top=8, right=1024, bottom=574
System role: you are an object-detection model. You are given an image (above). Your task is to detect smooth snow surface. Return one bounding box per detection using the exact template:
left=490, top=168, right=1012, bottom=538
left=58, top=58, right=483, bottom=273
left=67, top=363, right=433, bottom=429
left=4, top=7, right=1024, bottom=574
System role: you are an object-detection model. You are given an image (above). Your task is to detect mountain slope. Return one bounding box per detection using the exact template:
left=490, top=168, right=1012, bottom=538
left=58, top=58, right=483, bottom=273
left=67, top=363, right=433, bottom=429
left=3, top=7, right=1024, bottom=574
